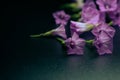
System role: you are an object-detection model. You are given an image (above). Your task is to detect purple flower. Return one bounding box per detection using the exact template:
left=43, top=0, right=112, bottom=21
left=92, top=23, right=115, bottom=38
left=94, top=31, right=113, bottom=55
left=92, top=23, right=115, bottom=55
left=53, top=10, right=70, bottom=25
left=70, top=21, right=94, bottom=34
left=84, top=0, right=96, bottom=9
left=113, top=15, right=120, bottom=27
left=81, top=1, right=103, bottom=25
left=65, top=32, right=85, bottom=55
left=114, top=17, right=120, bottom=27
left=96, top=0, right=117, bottom=12
left=30, top=25, right=67, bottom=39
left=52, top=25, right=67, bottom=39
left=108, top=1, right=120, bottom=27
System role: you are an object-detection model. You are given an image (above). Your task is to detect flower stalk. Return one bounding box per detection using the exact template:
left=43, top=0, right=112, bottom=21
left=30, top=30, right=53, bottom=38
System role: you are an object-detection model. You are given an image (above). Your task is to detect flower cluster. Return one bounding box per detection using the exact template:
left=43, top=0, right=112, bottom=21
left=31, top=0, right=120, bottom=56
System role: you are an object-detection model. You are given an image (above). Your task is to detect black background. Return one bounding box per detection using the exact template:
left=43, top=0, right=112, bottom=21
left=2, top=0, right=120, bottom=80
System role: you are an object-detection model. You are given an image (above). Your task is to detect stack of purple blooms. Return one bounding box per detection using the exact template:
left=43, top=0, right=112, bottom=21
left=31, top=0, right=120, bottom=55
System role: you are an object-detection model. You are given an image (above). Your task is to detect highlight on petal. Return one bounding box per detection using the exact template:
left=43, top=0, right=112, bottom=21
left=76, top=0, right=84, bottom=8
left=70, top=21, right=94, bottom=34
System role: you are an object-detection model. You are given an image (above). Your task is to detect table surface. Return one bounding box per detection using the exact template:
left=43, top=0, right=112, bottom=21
left=1, top=34, right=120, bottom=80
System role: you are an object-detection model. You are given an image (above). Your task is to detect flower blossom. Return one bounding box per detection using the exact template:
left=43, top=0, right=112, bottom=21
left=81, top=1, right=104, bottom=25
left=92, top=23, right=115, bottom=55
left=108, top=0, right=120, bottom=27
left=96, top=0, right=117, bottom=12
left=65, top=32, right=85, bottom=55
left=53, top=10, right=70, bottom=25
left=52, top=25, right=67, bottom=39
left=70, top=21, right=94, bottom=34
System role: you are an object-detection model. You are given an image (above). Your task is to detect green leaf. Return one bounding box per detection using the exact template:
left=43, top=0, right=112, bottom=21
left=60, top=3, right=80, bottom=12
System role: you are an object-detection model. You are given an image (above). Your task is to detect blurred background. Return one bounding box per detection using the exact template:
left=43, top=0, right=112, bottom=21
left=2, top=0, right=120, bottom=80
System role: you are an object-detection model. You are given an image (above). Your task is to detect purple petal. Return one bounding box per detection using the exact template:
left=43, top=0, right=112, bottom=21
left=52, top=25, right=67, bottom=39
left=65, top=32, right=85, bottom=55
left=92, top=23, right=115, bottom=55
left=81, top=1, right=102, bottom=25
left=96, top=0, right=117, bottom=12
left=92, top=23, right=115, bottom=38
left=53, top=10, right=70, bottom=25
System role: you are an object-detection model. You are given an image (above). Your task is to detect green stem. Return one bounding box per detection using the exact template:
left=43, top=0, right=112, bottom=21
left=30, top=30, right=53, bottom=38
left=86, top=24, right=94, bottom=31
left=86, top=40, right=94, bottom=44
left=56, top=38, right=65, bottom=45
left=108, top=21, right=113, bottom=26
left=30, top=34, right=43, bottom=38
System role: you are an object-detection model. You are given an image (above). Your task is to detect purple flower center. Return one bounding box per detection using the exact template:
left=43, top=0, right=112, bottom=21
left=104, top=3, right=111, bottom=9
left=60, top=15, right=65, bottom=20
left=70, top=41, right=75, bottom=49
left=116, top=13, right=120, bottom=17
left=98, top=43, right=102, bottom=48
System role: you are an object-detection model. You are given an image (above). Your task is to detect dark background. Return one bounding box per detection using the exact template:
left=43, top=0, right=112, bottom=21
left=1, top=0, right=120, bottom=80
